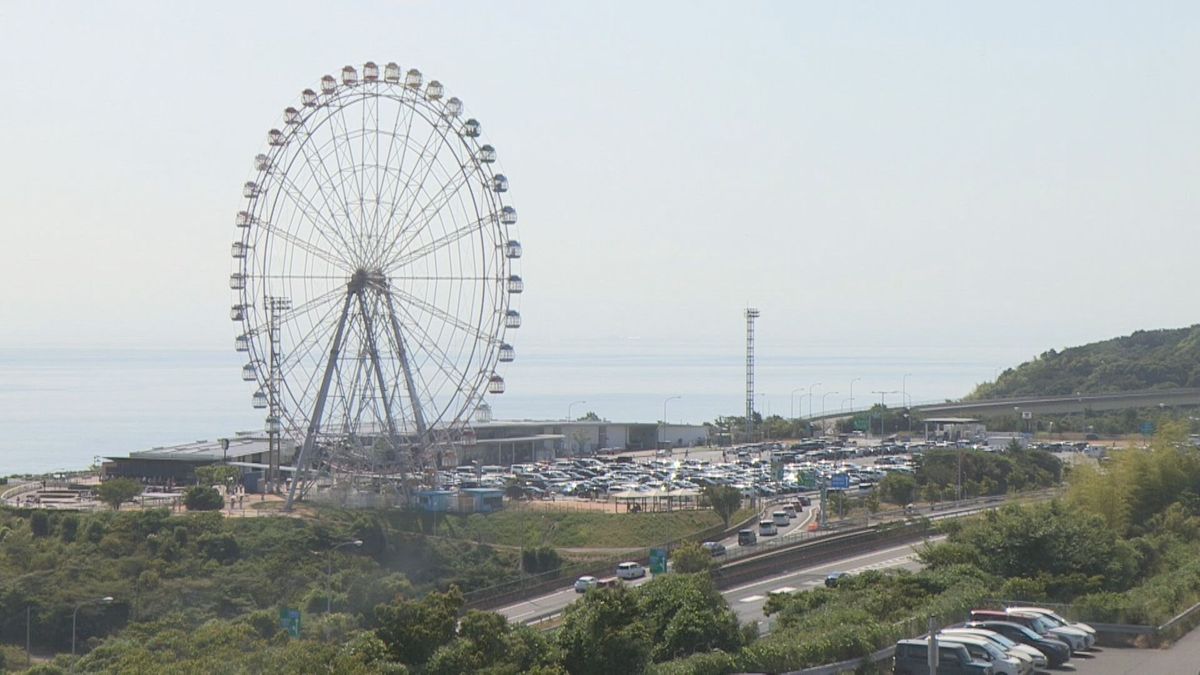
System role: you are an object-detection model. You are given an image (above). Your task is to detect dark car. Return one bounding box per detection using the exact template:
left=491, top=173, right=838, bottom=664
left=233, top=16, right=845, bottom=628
left=700, top=541, right=726, bottom=556
left=824, top=571, right=850, bottom=588
left=966, top=621, right=1071, bottom=667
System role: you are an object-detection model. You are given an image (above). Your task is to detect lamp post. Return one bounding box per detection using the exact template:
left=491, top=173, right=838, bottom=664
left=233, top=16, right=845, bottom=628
left=661, top=396, right=681, bottom=450
left=819, top=391, right=839, bottom=436
left=72, top=596, right=113, bottom=656
left=807, top=383, right=821, bottom=420
left=326, top=540, right=363, bottom=614
left=566, top=400, right=586, bottom=421
left=849, top=378, right=861, bottom=412
left=871, top=390, right=899, bottom=438
left=790, top=387, right=803, bottom=420
left=901, top=373, right=912, bottom=410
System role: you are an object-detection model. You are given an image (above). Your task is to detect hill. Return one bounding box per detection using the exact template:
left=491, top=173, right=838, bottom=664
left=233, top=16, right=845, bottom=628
left=969, top=324, right=1200, bottom=399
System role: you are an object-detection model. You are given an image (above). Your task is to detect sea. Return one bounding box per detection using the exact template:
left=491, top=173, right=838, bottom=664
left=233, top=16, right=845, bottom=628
left=0, top=345, right=1021, bottom=475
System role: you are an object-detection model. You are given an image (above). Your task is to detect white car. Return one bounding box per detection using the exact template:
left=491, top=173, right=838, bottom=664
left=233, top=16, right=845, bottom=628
left=1011, top=611, right=1091, bottom=652
left=574, top=576, right=598, bottom=593
left=1008, top=606, right=1096, bottom=644
left=616, top=562, right=646, bottom=579
left=936, top=634, right=1029, bottom=675
left=940, top=628, right=1047, bottom=670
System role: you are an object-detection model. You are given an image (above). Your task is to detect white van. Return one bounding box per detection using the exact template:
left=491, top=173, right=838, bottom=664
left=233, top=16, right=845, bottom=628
left=772, top=511, right=790, bottom=526
left=758, top=520, right=778, bottom=536
left=615, top=562, right=646, bottom=579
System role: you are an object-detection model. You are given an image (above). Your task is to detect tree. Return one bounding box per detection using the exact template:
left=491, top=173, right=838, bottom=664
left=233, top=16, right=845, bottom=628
left=195, top=465, right=241, bottom=487
left=703, top=485, right=742, bottom=529
left=183, top=485, right=224, bottom=511
left=578, top=411, right=601, bottom=422
left=557, top=584, right=649, bottom=675
left=374, top=586, right=464, bottom=667
left=96, top=479, right=143, bottom=511
left=634, top=573, right=743, bottom=662
left=878, top=473, right=917, bottom=505
left=671, top=542, right=716, bottom=574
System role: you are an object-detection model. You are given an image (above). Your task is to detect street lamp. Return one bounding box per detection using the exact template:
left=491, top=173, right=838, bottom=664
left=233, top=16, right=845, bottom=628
left=661, top=396, right=681, bottom=450
left=849, top=378, right=861, bottom=411
left=901, top=373, right=913, bottom=408
left=821, top=391, right=839, bottom=418
left=790, top=387, right=803, bottom=419
left=72, top=596, right=113, bottom=656
left=807, top=383, right=821, bottom=420
left=326, top=540, right=363, bottom=614
left=566, top=400, right=586, bottom=421
left=871, top=390, right=899, bottom=438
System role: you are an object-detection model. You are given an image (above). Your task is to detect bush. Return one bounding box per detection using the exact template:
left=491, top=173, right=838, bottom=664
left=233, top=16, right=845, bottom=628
left=184, top=486, right=224, bottom=511
left=521, top=546, right=562, bottom=575
left=30, top=510, right=50, bottom=537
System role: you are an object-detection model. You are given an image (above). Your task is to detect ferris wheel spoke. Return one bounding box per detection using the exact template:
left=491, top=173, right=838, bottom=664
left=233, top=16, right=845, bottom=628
left=388, top=286, right=496, bottom=345
left=273, top=172, right=359, bottom=263
left=293, top=113, right=366, bottom=263
left=388, top=125, right=456, bottom=247
left=327, top=102, right=370, bottom=254
left=369, top=93, right=410, bottom=253
left=382, top=212, right=491, bottom=273
left=376, top=160, right=474, bottom=268
left=378, top=110, right=449, bottom=252
left=390, top=300, right=474, bottom=391
left=258, top=215, right=351, bottom=272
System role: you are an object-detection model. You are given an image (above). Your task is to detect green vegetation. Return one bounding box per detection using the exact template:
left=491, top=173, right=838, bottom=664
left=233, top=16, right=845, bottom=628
left=94, top=479, right=142, bottom=511
left=874, top=445, right=1061, bottom=506
left=701, top=486, right=742, bottom=529
left=971, top=324, right=1200, bottom=399
left=382, top=508, right=739, bottom=548
left=183, top=485, right=224, bottom=511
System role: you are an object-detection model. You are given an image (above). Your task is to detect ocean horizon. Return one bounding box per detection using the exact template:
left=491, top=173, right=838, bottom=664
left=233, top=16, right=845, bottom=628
left=0, top=345, right=1012, bottom=475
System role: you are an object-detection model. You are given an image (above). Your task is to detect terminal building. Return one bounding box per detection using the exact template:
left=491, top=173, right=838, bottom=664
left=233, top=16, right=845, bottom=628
left=102, top=418, right=709, bottom=484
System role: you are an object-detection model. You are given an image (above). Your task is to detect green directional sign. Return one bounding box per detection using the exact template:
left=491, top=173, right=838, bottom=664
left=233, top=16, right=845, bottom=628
left=650, top=548, right=668, bottom=574
left=279, top=608, right=301, bottom=638
left=853, top=417, right=869, bottom=432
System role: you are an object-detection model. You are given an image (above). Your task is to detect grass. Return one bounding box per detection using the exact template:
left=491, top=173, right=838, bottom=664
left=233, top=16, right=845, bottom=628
left=383, top=508, right=752, bottom=549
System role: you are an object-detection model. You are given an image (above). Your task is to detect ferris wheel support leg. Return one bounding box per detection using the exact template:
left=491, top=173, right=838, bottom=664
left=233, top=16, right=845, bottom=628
left=285, top=291, right=355, bottom=512
left=357, top=291, right=400, bottom=441
left=384, top=290, right=429, bottom=443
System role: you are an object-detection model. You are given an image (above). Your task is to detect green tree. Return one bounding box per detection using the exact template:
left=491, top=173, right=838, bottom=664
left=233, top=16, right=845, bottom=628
left=671, top=541, right=716, bottom=575
left=557, top=584, right=649, bottom=675
left=634, top=573, right=743, bottom=662
left=183, top=485, right=224, bottom=511
left=878, top=473, right=917, bottom=505
left=702, top=485, right=742, bottom=529
left=374, top=586, right=463, bottom=667
left=195, top=465, right=241, bottom=487
left=96, top=479, right=143, bottom=511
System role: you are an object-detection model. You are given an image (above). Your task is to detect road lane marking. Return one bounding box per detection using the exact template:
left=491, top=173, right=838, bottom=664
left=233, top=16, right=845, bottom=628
left=739, top=594, right=766, bottom=603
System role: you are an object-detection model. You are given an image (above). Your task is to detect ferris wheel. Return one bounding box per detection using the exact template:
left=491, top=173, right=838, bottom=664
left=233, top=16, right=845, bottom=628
left=229, top=61, right=522, bottom=506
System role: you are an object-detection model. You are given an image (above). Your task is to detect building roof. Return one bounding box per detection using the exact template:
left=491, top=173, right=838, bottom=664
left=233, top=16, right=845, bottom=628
left=115, top=434, right=284, bottom=463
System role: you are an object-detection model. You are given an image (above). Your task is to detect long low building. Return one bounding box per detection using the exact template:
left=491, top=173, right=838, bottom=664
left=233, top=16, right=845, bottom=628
left=103, top=419, right=709, bottom=483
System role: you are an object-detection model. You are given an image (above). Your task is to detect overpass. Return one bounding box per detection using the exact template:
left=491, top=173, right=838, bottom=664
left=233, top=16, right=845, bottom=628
left=912, top=388, right=1200, bottom=418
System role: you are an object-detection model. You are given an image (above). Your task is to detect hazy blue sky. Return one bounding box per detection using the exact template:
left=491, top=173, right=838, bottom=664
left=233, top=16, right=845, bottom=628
left=2, top=2, right=1198, bottom=385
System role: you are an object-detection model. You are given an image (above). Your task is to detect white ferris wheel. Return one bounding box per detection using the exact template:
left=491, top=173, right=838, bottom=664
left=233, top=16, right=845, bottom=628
left=229, top=61, right=522, bottom=507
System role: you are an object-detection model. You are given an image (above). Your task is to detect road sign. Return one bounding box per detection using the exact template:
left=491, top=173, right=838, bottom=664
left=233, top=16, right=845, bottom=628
left=649, top=548, right=668, bottom=574
left=853, top=418, right=869, bottom=431
left=279, top=608, right=301, bottom=638
left=830, top=474, right=850, bottom=489
left=1021, top=411, right=1032, bottom=420
left=1141, top=422, right=1155, bottom=436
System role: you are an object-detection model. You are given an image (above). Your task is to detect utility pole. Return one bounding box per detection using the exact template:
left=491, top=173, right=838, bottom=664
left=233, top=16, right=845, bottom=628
left=871, top=390, right=898, bottom=438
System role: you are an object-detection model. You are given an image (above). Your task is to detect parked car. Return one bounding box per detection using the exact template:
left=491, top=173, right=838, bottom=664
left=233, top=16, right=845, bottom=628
left=574, top=576, right=598, bottom=593
left=939, top=628, right=1046, bottom=671
left=700, top=541, right=726, bottom=556
left=965, top=621, right=1070, bottom=667
left=969, top=610, right=1088, bottom=652
left=824, top=571, right=850, bottom=588
left=615, top=561, right=646, bottom=579
left=892, top=638, right=994, bottom=675
left=737, top=529, right=757, bottom=546
left=935, top=634, right=1027, bottom=675
left=772, top=511, right=790, bottom=526
left=1006, top=606, right=1096, bottom=641
left=758, top=520, right=778, bottom=536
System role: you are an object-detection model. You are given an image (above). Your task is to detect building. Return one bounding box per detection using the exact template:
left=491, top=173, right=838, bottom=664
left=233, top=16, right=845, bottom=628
left=102, top=433, right=295, bottom=485
left=922, top=417, right=986, bottom=442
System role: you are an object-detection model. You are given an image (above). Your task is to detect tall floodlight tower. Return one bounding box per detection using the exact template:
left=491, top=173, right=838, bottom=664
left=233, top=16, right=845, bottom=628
left=745, top=308, right=760, bottom=441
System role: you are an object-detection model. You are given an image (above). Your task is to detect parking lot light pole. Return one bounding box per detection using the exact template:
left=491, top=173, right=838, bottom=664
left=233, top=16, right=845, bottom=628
left=566, top=400, right=586, bottom=421
left=807, top=383, right=821, bottom=421
left=326, top=540, right=363, bottom=614
left=72, top=596, right=113, bottom=656
left=820, top=392, right=839, bottom=434
left=661, top=396, right=681, bottom=450
left=849, top=378, right=861, bottom=412
left=790, top=387, right=802, bottom=419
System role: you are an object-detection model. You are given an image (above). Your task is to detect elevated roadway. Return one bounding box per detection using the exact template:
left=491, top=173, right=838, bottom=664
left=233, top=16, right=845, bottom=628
left=913, top=387, right=1200, bottom=418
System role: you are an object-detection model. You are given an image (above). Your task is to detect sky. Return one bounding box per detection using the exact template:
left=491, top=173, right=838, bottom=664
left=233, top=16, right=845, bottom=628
left=1, top=2, right=1198, bottom=413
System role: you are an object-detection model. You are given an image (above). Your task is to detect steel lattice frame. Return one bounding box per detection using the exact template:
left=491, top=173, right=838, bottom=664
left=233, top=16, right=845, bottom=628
left=229, top=62, right=521, bottom=509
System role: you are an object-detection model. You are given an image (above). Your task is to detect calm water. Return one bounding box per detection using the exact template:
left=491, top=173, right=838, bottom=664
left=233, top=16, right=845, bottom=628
left=0, top=345, right=1011, bottom=475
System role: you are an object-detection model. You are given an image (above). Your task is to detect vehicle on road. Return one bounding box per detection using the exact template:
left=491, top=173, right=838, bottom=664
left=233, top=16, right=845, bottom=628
left=935, top=634, right=1027, bottom=675
left=824, top=571, right=850, bottom=587
left=965, top=621, right=1070, bottom=667
left=616, top=561, right=646, bottom=579
left=893, top=638, right=994, bottom=674
left=938, top=628, right=1046, bottom=670
left=783, top=504, right=798, bottom=518
left=737, top=529, right=757, bottom=546
left=574, top=576, right=598, bottom=593
left=758, top=520, right=778, bottom=536
left=772, top=511, right=790, bottom=526
left=700, top=541, right=726, bottom=556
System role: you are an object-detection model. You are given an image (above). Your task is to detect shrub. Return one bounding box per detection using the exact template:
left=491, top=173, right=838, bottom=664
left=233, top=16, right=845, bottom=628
left=184, top=486, right=224, bottom=511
